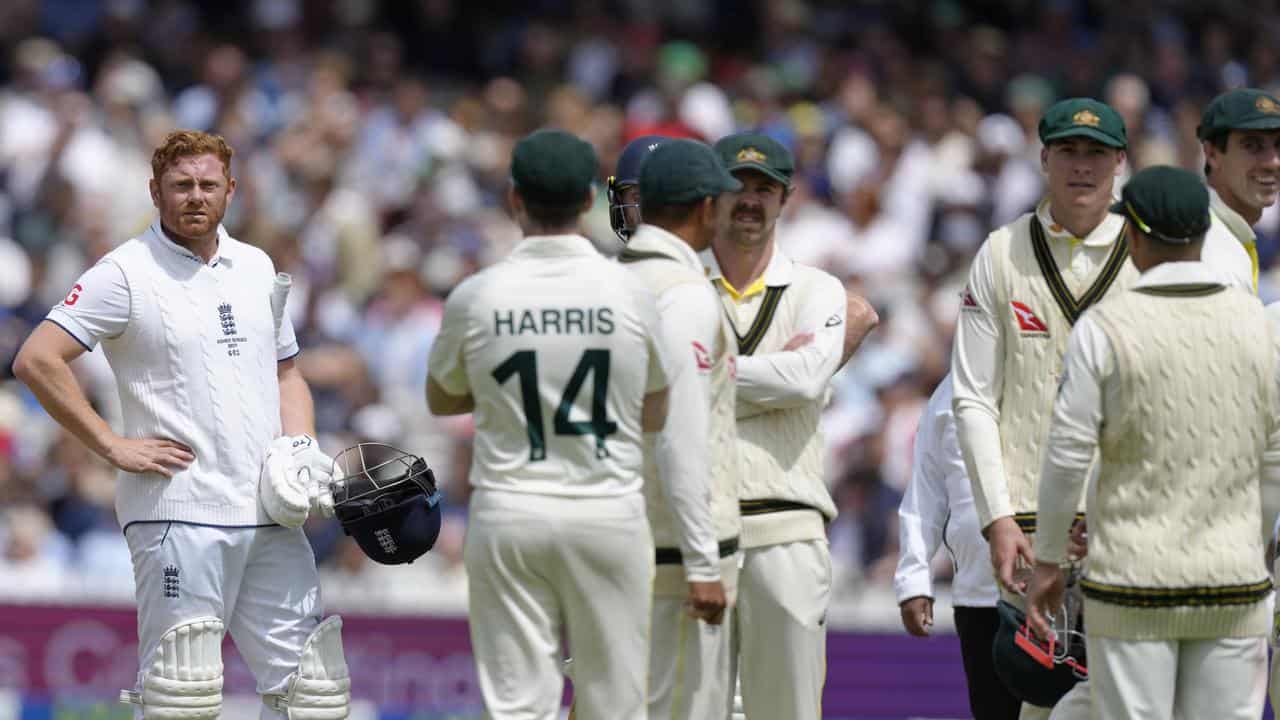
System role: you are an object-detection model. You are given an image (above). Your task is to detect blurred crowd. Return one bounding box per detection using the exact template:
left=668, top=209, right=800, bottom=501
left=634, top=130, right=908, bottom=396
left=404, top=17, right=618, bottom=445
left=3, top=0, right=1280, bottom=616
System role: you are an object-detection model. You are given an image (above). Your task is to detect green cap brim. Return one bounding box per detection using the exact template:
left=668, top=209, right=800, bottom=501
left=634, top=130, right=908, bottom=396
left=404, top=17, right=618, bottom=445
left=726, top=162, right=791, bottom=186
left=1230, top=117, right=1280, bottom=132
left=1041, top=127, right=1126, bottom=149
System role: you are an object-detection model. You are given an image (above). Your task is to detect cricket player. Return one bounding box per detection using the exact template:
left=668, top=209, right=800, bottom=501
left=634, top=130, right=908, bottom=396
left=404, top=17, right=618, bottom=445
left=951, top=97, right=1253, bottom=719
left=895, top=374, right=1020, bottom=720
left=616, top=137, right=741, bottom=719
left=1028, top=165, right=1280, bottom=720
left=607, top=134, right=668, bottom=242
left=1199, top=87, right=1280, bottom=291
left=426, top=129, right=674, bottom=720
left=706, top=133, right=877, bottom=720
left=12, top=130, right=347, bottom=719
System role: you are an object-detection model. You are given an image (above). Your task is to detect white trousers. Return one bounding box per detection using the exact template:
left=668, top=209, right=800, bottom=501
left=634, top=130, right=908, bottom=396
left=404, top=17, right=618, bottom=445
left=465, top=490, right=653, bottom=720
left=729, top=539, right=831, bottom=720
left=125, top=522, right=323, bottom=720
left=648, top=555, right=739, bottom=720
left=1090, top=635, right=1267, bottom=720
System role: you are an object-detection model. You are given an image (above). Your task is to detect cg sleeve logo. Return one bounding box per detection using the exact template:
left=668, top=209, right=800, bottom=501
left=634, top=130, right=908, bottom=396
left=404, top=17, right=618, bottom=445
left=63, top=284, right=83, bottom=306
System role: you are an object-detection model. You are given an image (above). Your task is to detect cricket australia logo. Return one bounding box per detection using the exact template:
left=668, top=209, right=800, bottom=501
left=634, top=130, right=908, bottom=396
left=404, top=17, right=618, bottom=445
left=218, top=303, right=237, bottom=336
left=374, top=528, right=399, bottom=555
left=163, top=565, right=181, bottom=598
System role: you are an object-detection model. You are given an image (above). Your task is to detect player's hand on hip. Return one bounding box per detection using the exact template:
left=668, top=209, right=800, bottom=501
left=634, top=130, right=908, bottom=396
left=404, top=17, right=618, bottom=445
left=1026, top=561, right=1066, bottom=643
left=986, top=516, right=1034, bottom=595
left=106, top=437, right=194, bottom=477
left=898, top=596, right=934, bottom=637
left=685, top=580, right=728, bottom=625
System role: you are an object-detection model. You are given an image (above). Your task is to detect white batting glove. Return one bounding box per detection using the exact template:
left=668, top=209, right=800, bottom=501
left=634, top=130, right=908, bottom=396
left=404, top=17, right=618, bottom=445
left=284, top=434, right=336, bottom=519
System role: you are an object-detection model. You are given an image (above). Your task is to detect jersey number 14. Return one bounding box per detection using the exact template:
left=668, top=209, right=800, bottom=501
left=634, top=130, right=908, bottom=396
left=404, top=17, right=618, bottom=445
left=491, top=349, right=618, bottom=461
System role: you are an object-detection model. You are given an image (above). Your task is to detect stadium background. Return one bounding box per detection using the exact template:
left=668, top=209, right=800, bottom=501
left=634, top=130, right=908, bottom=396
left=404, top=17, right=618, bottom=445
left=1, top=0, right=1279, bottom=717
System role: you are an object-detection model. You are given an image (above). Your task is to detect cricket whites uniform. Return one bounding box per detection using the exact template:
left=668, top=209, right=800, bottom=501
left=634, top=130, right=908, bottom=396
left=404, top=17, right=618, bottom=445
left=894, top=375, right=1020, bottom=720
left=703, top=246, right=842, bottom=720
left=46, top=221, right=323, bottom=717
left=619, top=224, right=741, bottom=720
left=429, top=234, right=666, bottom=720
left=1036, top=261, right=1280, bottom=720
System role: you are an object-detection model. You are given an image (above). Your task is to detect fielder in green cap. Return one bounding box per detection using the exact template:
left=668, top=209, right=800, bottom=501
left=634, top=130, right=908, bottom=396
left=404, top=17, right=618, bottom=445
left=703, top=131, right=879, bottom=720
left=428, top=127, right=674, bottom=720
left=1198, top=88, right=1280, bottom=290
left=1028, top=163, right=1278, bottom=720
left=612, top=136, right=742, bottom=720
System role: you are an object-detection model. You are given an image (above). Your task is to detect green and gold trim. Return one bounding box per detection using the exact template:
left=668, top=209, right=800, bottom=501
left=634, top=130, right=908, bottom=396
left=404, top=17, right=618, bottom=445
left=1081, top=577, right=1273, bottom=608
left=735, top=286, right=787, bottom=356
left=1012, top=511, right=1085, bottom=534
left=1133, top=283, right=1227, bottom=298
left=1029, top=217, right=1129, bottom=325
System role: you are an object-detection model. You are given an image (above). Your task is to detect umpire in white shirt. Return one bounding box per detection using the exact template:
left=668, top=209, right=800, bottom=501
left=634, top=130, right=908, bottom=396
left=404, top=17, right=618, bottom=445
left=1028, top=165, right=1280, bottom=720
left=895, top=374, right=1020, bottom=720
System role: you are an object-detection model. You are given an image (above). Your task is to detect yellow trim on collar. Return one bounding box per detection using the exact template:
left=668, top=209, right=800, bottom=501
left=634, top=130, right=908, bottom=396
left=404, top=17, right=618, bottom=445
left=718, top=276, right=767, bottom=302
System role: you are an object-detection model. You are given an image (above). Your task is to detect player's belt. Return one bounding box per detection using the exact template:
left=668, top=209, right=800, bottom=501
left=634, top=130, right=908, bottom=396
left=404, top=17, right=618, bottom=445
left=739, top=499, right=823, bottom=517
left=654, top=536, right=740, bottom=565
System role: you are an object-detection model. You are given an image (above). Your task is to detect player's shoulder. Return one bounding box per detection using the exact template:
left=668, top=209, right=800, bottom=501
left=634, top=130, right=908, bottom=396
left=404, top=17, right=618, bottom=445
left=786, top=259, right=844, bottom=298
left=219, top=233, right=277, bottom=275
left=100, top=235, right=152, bottom=267
left=977, top=212, right=1030, bottom=253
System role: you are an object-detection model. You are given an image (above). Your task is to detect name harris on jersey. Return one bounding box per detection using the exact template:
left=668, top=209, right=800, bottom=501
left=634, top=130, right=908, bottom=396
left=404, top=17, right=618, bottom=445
left=494, top=307, right=615, bottom=336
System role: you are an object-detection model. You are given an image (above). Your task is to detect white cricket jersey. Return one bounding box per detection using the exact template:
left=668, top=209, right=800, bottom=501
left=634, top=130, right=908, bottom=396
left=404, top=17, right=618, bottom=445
left=893, top=374, right=999, bottom=608
left=1037, top=261, right=1279, bottom=639
left=46, top=221, right=300, bottom=527
left=428, top=234, right=668, bottom=498
left=702, top=246, right=843, bottom=549
left=952, top=199, right=1254, bottom=531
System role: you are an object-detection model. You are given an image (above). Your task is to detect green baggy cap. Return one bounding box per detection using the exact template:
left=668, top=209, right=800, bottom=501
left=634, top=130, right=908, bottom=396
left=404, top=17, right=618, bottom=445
left=1196, top=88, right=1280, bottom=140
left=1038, top=98, right=1127, bottom=149
left=1109, top=165, right=1211, bottom=244
left=511, top=129, right=598, bottom=205
left=639, top=138, right=743, bottom=206
left=713, top=133, right=795, bottom=186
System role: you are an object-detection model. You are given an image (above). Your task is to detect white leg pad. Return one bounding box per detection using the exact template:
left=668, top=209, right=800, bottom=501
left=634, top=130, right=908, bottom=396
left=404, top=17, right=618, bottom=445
left=122, top=617, right=225, bottom=719
left=275, top=616, right=351, bottom=720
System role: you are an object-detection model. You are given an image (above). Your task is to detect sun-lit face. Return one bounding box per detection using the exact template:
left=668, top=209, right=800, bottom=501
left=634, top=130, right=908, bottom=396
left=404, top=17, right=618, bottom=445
left=1040, top=137, right=1125, bottom=215
left=717, top=170, right=788, bottom=247
left=1206, top=130, right=1280, bottom=218
left=149, top=153, right=235, bottom=243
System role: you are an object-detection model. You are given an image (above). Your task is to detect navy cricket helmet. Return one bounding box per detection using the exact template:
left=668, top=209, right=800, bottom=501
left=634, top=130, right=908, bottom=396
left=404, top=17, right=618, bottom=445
left=608, top=135, right=668, bottom=241
left=329, top=443, right=443, bottom=565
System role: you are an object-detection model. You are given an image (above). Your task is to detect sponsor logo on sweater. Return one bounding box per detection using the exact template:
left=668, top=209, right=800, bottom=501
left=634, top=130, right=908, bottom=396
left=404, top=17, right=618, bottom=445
left=1011, top=301, right=1049, bottom=335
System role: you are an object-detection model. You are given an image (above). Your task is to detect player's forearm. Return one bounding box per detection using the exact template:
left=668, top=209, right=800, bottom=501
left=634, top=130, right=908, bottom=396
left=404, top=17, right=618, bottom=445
left=13, top=350, right=117, bottom=460
left=1033, top=444, right=1091, bottom=565
left=734, top=337, right=840, bottom=409
left=655, top=430, right=720, bottom=581
left=1261, top=447, right=1280, bottom=546
left=840, top=294, right=879, bottom=367
left=953, top=402, right=1012, bottom=529
left=278, top=364, right=317, bottom=436
left=893, top=513, right=940, bottom=603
